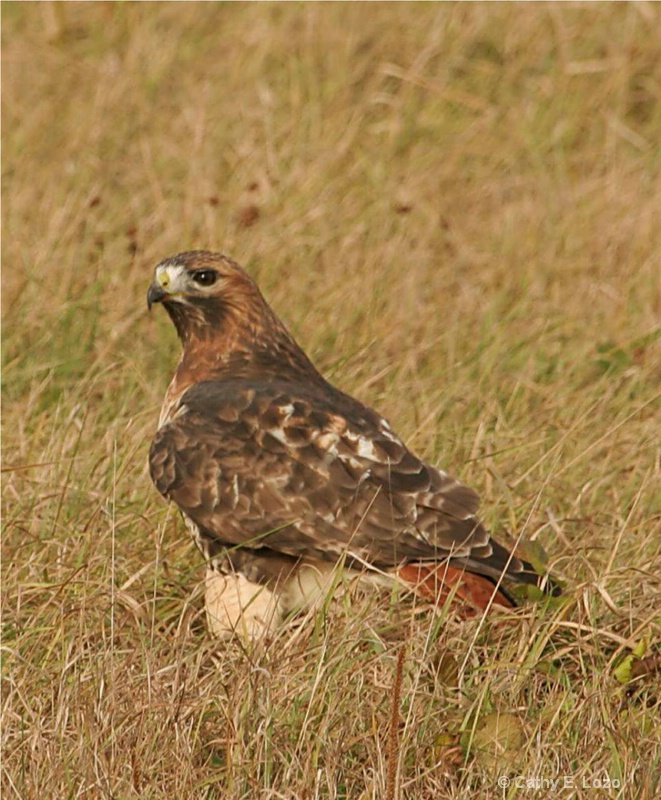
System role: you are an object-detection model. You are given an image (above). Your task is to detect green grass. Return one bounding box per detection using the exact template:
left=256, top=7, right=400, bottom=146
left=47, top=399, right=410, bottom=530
left=2, top=3, right=660, bottom=798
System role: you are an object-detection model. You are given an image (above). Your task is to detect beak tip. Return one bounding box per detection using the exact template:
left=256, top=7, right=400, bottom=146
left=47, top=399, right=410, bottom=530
left=147, top=283, right=167, bottom=310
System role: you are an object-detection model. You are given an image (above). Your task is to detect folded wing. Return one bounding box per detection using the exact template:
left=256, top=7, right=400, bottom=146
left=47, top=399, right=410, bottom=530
left=149, top=377, right=541, bottom=593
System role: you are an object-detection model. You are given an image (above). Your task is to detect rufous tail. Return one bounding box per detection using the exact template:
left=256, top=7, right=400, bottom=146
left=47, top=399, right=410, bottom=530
left=398, top=563, right=515, bottom=617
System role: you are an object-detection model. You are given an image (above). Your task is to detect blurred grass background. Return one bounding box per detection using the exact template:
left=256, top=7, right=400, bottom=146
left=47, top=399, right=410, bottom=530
left=2, top=3, right=660, bottom=798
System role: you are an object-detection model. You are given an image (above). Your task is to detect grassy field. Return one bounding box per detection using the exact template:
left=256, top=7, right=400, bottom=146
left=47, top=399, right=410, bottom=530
left=2, top=3, right=660, bottom=798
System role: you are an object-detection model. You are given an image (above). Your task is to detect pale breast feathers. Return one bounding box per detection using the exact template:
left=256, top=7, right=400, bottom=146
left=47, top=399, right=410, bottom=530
left=148, top=378, right=496, bottom=569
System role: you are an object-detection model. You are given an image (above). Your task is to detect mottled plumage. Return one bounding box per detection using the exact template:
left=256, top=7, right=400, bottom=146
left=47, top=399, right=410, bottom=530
left=147, top=251, right=556, bottom=638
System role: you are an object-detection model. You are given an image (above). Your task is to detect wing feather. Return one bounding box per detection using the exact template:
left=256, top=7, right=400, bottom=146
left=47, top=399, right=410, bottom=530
left=149, top=378, right=524, bottom=578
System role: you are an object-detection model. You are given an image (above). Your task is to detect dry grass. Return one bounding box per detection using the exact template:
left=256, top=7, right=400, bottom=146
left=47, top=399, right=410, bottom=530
left=2, top=3, right=660, bottom=798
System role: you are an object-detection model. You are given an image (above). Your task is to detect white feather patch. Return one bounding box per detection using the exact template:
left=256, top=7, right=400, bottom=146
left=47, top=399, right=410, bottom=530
left=316, top=431, right=340, bottom=462
left=280, top=403, right=295, bottom=420
left=205, top=568, right=282, bottom=640
left=268, top=427, right=289, bottom=445
left=344, top=429, right=379, bottom=460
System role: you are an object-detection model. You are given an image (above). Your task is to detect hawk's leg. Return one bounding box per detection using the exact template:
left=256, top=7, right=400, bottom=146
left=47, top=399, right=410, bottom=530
left=204, top=548, right=339, bottom=640
left=205, top=567, right=283, bottom=640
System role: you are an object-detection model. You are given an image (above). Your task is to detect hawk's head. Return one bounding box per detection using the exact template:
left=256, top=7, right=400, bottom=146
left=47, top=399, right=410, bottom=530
left=147, top=250, right=265, bottom=342
left=147, top=250, right=318, bottom=380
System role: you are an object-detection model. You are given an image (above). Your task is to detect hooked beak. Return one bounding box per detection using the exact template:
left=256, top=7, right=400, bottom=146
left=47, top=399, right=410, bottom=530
left=147, top=282, right=168, bottom=310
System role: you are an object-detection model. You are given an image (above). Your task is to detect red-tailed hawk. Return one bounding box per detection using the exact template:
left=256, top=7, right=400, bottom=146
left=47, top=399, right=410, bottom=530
left=147, top=251, right=557, bottom=639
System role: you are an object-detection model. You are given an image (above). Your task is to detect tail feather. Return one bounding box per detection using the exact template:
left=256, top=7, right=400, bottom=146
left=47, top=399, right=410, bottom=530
left=398, top=556, right=558, bottom=617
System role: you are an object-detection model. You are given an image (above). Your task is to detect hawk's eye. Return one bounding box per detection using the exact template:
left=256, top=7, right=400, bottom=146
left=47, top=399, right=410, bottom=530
left=192, top=269, right=218, bottom=287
